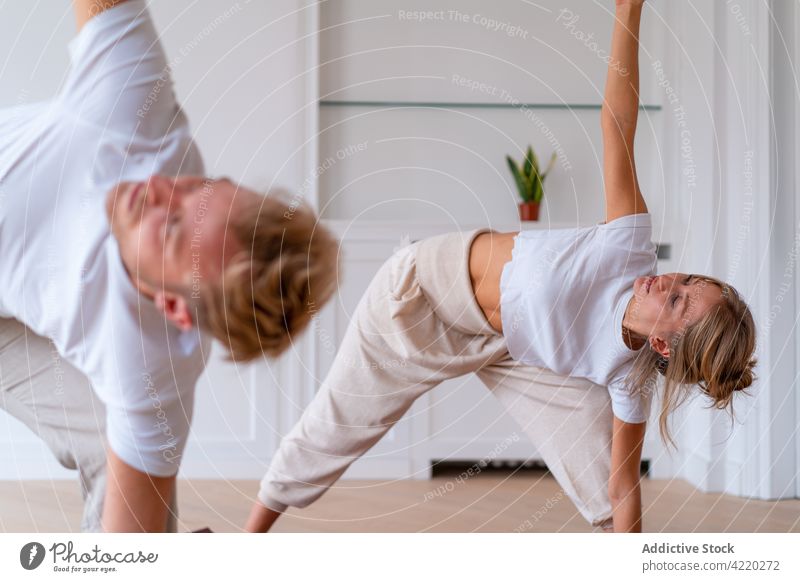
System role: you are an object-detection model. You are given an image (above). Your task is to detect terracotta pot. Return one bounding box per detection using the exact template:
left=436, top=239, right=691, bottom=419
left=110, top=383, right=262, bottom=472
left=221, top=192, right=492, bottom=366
left=518, top=201, right=540, bottom=221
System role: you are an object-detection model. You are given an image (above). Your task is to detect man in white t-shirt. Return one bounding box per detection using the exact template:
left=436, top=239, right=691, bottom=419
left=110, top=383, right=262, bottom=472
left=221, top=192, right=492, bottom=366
left=0, top=0, right=337, bottom=532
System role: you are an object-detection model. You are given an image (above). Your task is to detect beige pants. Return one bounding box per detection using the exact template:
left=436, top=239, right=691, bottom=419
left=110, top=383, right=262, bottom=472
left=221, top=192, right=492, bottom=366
left=260, top=229, right=615, bottom=528
left=0, top=317, right=177, bottom=532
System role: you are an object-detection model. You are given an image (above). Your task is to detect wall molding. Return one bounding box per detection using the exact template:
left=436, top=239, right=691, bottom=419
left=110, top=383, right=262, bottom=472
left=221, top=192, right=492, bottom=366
left=650, top=0, right=798, bottom=500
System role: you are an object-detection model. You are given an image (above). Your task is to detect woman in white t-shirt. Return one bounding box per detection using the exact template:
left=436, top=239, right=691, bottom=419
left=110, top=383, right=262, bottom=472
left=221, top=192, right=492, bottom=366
left=247, top=0, right=757, bottom=533
left=474, top=0, right=757, bottom=526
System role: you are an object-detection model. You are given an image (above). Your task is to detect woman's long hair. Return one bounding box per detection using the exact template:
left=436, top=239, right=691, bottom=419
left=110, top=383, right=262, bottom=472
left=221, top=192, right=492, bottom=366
left=623, top=275, right=757, bottom=448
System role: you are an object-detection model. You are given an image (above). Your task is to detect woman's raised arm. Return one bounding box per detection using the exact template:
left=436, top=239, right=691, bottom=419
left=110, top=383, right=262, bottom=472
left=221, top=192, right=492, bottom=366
left=73, top=0, right=131, bottom=32
left=601, top=0, right=648, bottom=223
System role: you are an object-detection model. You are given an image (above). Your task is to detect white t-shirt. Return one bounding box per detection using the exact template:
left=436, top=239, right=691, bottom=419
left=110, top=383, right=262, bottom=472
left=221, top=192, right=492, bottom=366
left=0, top=0, right=210, bottom=476
left=500, top=213, right=657, bottom=424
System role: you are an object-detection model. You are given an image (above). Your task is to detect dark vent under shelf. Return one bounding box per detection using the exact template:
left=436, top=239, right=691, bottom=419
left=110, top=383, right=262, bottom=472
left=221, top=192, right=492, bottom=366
left=431, top=459, right=650, bottom=477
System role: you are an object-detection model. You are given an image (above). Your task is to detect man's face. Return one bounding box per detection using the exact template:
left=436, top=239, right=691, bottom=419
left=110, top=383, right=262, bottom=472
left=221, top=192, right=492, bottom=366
left=105, top=175, right=253, bottom=326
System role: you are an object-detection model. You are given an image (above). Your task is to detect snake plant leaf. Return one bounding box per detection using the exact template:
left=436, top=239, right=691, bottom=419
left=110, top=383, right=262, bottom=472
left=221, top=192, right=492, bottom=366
left=507, top=155, right=530, bottom=202
left=533, top=175, right=544, bottom=203
left=541, top=151, right=558, bottom=180
left=524, top=146, right=534, bottom=180
left=530, top=147, right=541, bottom=176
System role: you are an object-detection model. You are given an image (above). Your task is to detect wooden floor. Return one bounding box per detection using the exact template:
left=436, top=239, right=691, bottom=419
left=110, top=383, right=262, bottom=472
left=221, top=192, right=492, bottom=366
left=1, top=472, right=798, bottom=532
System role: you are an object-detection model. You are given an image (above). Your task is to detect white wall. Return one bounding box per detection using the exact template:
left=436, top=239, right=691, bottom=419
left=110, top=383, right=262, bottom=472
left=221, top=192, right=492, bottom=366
left=317, top=0, right=671, bottom=227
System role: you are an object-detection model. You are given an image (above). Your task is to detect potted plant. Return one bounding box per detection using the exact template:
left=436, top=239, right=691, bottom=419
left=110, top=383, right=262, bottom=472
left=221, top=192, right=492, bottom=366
left=506, top=146, right=557, bottom=221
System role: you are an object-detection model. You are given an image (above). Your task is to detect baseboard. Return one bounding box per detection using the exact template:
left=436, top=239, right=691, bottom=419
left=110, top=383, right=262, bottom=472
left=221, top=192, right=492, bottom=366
left=648, top=448, right=761, bottom=498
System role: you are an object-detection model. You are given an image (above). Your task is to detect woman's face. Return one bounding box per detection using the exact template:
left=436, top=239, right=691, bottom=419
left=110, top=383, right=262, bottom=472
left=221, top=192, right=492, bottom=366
left=628, top=272, right=723, bottom=355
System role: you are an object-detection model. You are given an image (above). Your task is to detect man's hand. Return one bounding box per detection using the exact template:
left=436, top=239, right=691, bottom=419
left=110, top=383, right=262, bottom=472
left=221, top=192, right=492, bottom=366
left=73, top=0, right=131, bottom=32
left=244, top=501, right=283, bottom=533
left=102, top=449, right=175, bottom=532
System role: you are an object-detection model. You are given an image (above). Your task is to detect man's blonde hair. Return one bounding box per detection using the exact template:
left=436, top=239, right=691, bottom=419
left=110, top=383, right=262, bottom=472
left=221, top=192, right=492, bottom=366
left=196, top=193, right=339, bottom=362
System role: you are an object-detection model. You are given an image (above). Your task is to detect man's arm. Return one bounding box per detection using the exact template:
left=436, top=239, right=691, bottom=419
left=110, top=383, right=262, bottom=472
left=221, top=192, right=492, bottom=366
left=73, top=0, right=131, bottom=32
left=608, top=415, right=646, bottom=532
left=601, top=0, right=648, bottom=223
left=102, top=448, right=175, bottom=532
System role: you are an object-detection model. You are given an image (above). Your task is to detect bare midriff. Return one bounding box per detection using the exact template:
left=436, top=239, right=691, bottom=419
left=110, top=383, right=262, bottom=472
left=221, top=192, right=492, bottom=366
left=468, top=231, right=518, bottom=334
